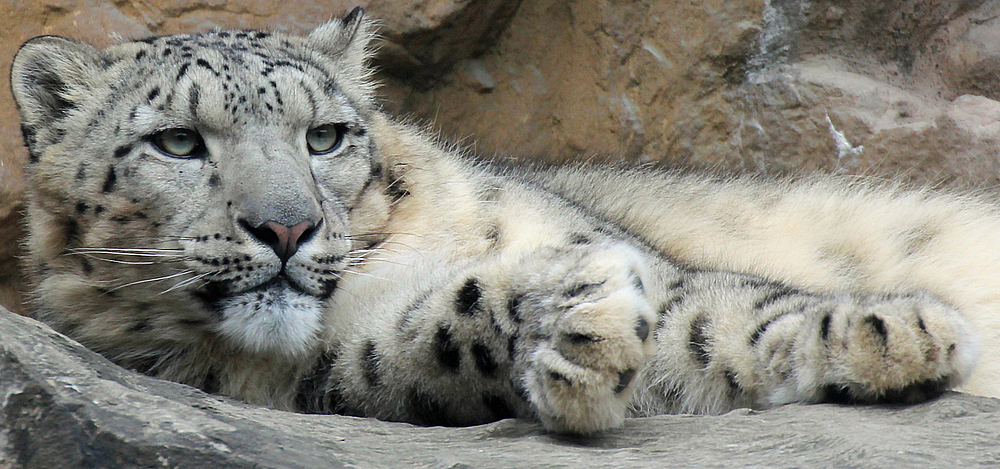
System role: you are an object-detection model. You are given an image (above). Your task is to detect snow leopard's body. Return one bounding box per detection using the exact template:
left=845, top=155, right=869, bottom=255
left=9, top=9, right=988, bottom=433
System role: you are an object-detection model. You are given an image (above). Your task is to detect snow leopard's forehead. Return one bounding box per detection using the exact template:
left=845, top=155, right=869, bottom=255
left=105, top=29, right=365, bottom=131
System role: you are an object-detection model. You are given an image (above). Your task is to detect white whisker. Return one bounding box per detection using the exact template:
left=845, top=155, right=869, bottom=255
left=160, top=272, right=211, bottom=295
left=348, top=257, right=407, bottom=266
left=68, top=248, right=183, bottom=256
left=343, top=269, right=389, bottom=281
left=74, top=255, right=189, bottom=266
left=106, top=270, right=196, bottom=293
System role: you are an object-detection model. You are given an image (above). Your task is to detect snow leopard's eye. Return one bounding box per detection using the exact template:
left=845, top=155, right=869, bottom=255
left=306, top=124, right=346, bottom=155
left=152, top=128, right=204, bottom=158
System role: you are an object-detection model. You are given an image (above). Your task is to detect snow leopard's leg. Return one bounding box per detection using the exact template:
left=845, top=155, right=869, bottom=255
left=310, top=240, right=976, bottom=434
left=313, top=242, right=658, bottom=433
left=637, top=269, right=979, bottom=415
left=510, top=244, right=976, bottom=427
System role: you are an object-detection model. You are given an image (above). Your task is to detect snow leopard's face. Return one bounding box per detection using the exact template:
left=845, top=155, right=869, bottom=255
left=11, top=10, right=390, bottom=360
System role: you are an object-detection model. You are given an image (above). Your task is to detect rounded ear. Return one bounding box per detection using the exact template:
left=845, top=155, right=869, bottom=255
left=307, top=7, right=377, bottom=68
left=11, top=36, right=103, bottom=129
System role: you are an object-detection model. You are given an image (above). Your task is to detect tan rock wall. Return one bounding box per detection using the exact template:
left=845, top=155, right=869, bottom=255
left=4, top=0, right=1000, bottom=313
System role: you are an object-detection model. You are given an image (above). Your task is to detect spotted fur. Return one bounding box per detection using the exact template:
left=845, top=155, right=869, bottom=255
left=10, top=9, right=981, bottom=434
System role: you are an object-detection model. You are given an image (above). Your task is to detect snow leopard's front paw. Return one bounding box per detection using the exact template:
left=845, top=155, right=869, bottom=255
left=771, top=293, right=979, bottom=405
left=516, top=244, right=657, bottom=434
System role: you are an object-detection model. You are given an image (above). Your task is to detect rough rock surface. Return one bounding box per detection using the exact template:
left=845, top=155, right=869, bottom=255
left=2, top=307, right=1000, bottom=468
left=389, top=0, right=1000, bottom=184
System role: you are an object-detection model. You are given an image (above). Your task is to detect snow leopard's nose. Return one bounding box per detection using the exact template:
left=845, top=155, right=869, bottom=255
left=241, top=219, right=320, bottom=262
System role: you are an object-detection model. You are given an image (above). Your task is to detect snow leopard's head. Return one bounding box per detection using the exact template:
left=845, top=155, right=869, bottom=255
left=11, top=8, right=393, bottom=364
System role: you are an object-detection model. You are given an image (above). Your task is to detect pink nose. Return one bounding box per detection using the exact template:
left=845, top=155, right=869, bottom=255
left=255, top=220, right=317, bottom=261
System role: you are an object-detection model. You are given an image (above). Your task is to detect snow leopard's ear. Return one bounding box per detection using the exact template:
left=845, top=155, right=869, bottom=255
left=11, top=36, right=103, bottom=132
left=307, top=7, right=377, bottom=71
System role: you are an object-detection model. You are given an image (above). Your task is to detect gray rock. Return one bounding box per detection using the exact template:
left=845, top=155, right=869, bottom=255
left=2, top=307, right=999, bottom=468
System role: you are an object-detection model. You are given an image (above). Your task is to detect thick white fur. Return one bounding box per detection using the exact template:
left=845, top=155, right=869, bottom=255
left=534, top=168, right=999, bottom=397
left=216, top=286, right=323, bottom=357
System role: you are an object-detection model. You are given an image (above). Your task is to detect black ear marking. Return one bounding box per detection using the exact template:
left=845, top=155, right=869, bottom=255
left=307, top=6, right=374, bottom=59
left=11, top=36, right=101, bottom=128
left=338, top=6, right=366, bottom=49
left=20, top=124, right=40, bottom=163
left=26, top=68, right=76, bottom=117
left=342, top=6, right=364, bottom=26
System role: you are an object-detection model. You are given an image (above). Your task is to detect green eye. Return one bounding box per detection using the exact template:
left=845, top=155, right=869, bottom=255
left=306, top=124, right=345, bottom=155
left=152, top=128, right=204, bottom=158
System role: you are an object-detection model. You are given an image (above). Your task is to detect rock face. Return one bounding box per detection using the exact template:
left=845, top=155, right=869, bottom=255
left=2, top=307, right=1000, bottom=468
left=382, top=0, right=1000, bottom=184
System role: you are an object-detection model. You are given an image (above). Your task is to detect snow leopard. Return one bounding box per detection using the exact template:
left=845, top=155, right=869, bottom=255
left=9, top=8, right=988, bottom=434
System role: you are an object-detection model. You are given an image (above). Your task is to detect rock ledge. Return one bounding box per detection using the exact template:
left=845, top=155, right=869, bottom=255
left=2, top=308, right=999, bottom=468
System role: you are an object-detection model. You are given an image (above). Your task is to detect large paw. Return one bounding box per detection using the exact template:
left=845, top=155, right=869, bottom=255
left=776, top=293, right=979, bottom=405
left=517, top=244, right=657, bottom=433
